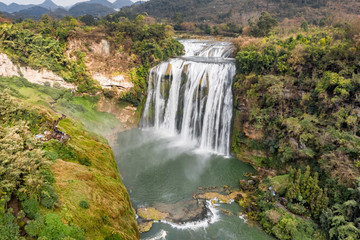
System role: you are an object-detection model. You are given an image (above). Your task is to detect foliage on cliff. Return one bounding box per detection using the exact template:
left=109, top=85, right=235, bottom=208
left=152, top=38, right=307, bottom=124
left=0, top=77, right=139, bottom=239
left=102, top=14, right=184, bottom=106
left=0, top=14, right=183, bottom=97
left=0, top=16, right=99, bottom=93
left=232, top=23, right=360, bottom=239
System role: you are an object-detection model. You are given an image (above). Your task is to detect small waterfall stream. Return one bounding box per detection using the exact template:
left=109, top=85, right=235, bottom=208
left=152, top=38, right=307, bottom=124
left=140, top=39, right=235, bottom=156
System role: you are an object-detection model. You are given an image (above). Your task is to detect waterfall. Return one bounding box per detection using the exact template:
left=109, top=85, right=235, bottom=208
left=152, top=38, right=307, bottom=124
left=140, top=39, right=235, bottom=156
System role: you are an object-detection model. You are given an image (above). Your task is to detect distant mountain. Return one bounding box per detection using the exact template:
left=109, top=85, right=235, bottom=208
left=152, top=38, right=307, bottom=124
left=3, top=3, right=35, bottom=13
left=0, top=0, right=124, bottom=19
left=69, top=3, right=115, bottom=17
left=131, top=1, right=145, bottom=6
left=123, top=0, right=360, bottom=25
left=86, top=0, right=115, bottom=9
left=39, top=0, right=59, bottom=11
left=113, top=0, right=134, bottom=9
left=15, top=6, right=49, bottom=19
left=52, top=7, right=70, bottom=18
left=0, top=2, right=7, bottom=10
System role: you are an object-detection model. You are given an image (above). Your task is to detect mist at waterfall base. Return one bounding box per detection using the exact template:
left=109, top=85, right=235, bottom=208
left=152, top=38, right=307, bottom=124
left=112, top=40, right=272, bottom=239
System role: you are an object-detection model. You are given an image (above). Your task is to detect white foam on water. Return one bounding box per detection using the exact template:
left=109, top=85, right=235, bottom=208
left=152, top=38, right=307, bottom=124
left=239, top=214, right=248, bottom=223
left=144, top=229, right=168, bottom=240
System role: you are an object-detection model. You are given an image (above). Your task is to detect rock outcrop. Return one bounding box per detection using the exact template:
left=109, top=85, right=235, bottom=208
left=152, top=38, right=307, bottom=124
left=92, top=72, right=134, bottom=90
left=67, top=37, right=134, bottom=92
left=0, top=53, right=76, bottom=90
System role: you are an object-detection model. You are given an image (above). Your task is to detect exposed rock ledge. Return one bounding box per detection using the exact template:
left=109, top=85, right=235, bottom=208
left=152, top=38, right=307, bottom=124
left=92, top=72, right=134, bottom=90
left=0, top=53, right=76, bottom=90
left=136, top=188, right=244, bottom=233
left=137, top=199, right=208, bottom=232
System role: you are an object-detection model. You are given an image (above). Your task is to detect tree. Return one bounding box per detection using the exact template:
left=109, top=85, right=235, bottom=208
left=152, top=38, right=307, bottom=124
left=79, top=14, right=97, bottom=26
left=301, top=21, right=309, bottom=31
left=321, top=178, right=360, bottom=239
left=249, top=12, right=278, bottom=37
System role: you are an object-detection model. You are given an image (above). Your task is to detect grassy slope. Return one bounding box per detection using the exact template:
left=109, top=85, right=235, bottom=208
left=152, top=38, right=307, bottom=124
left=0, top=76, right=139, bottom=239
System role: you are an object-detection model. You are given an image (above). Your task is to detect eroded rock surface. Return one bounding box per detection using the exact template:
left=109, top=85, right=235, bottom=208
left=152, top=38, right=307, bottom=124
left=0, top=53, right=76, bottom=90
left=136, top=199, right=208, bottom=232
left=92, top=72, right=133, bottom=90
left=136, top=187, right=245, bottom=233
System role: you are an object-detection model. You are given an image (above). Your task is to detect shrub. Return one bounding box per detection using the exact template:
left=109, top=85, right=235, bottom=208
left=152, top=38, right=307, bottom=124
left=0, top=213, right=20, bottom=240
left=26, top=214, right=85, bottom=240
left=287, top=203, right=308, bottom=216
left=21, top=198, right=40, bottom=219
left=105, top=234, right=124, bottom=240
left=79, top=157, right=91, bottom=166
left=103, top=88, right=117, bottom=99
left=79, top=200, right=89, bottom=209
left=40, top=185, right=58, bottom=209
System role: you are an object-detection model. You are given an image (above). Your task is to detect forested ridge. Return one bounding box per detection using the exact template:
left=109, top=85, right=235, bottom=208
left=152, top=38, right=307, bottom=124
left=231, top=13, right=360, bottom=240
left=121, top=0, right=360, bottom=29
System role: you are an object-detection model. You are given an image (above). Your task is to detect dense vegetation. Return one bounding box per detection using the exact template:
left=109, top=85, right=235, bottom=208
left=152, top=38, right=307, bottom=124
left=122, top=0, right=360, bottom=28
left=0, top=76, right=139, bottom=239
left=0, top=14, right=183, bottom=98
left=232, top=16, right=360, bottom=240
left=0, top=89, right=83, bottom=239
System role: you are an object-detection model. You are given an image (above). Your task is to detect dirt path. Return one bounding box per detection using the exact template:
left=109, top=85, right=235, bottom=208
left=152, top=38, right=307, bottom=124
left=276, top=201, right=310, bottom=221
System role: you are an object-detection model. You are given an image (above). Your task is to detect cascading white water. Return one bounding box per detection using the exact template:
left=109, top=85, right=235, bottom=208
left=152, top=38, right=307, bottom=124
left=140, top=39, right=235, bottom=156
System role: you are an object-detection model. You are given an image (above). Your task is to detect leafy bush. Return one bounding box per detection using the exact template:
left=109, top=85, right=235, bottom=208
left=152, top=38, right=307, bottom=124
left=320, top=178, right=360, bottom=240
left=40, top=185, right=58, bottom=209
left=287, top=203, right=308, bottom=216
left=79, top=200, right=89, bottom=209
left=43, top=140, right=79, bottom=161
left=21, top=198, right=40, bottom=219
left=79, top=157, right=91, bottom=166
left=0, top=213, right=20, bottom=240
left=259, top=207, right=324, bottom=240
left=26, top=214, right=85, bottom=240
left=105, top=234, right=124, bottom=240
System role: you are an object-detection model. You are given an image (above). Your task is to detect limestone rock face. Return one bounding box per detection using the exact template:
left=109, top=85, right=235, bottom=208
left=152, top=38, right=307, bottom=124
left=0, top=53, right=76, bottom=90
left=92, top=72, right=134, bottom=90
left=20, top=67, right=76, bottom=90
left=243, top=121, right=263, bottom=140
left=91, top=39, right=110, bottom=57
left=0, top=53, right=20, bottom=77
left=66, top=37, right=134, bottom=92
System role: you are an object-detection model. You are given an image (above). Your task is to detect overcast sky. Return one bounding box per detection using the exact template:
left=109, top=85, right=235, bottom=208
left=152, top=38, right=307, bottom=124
left=0, top=0, right=142, bottom=7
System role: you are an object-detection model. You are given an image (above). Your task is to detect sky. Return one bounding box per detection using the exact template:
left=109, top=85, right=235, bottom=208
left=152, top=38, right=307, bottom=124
left=0, top=0, right=142, bottom=7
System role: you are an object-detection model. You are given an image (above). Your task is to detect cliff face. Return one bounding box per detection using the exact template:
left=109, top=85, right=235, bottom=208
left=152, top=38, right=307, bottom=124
left=66, top=33, right=134, bottom=93
left=0, top=53, right=76, bottom=89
